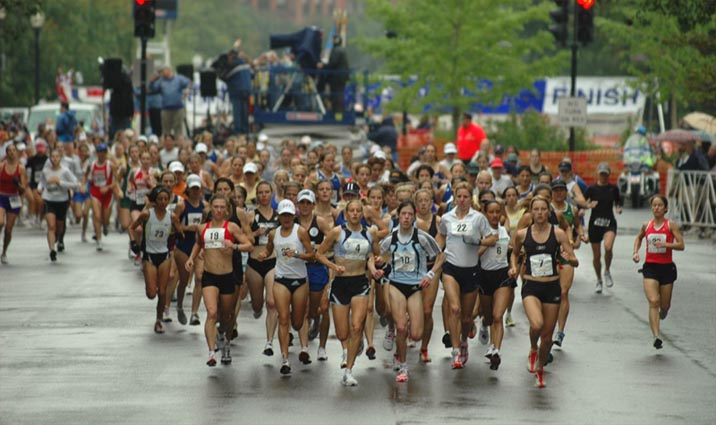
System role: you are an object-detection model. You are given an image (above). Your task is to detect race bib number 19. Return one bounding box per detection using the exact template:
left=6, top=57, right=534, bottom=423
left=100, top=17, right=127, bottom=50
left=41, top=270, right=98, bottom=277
left=205, top=228, right=224, bottom=249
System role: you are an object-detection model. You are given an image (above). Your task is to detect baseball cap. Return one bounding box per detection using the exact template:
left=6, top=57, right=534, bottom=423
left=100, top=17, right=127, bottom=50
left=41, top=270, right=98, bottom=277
left=243, top=163, right=258, bottom=174
left=96, top=143, right=108, bottom=152
left=597, top=162, right=611, bottom=174
left=300, top=135, right=312, bottom=146
left=551, top=180, right=567, bottom=190
left=258, top=133, right=269, bottom=143
left=558, top=161, right=572, bottom=172
left=16, top=142, right=26, bottom=151
left=389, top=169, right=408, bottom=184
left=373, top=150, right=387, bottom=160
left=298, top=189, right=316, bottom=203
left=444, top=143, right=457, bottom=155
left=195, top=143, right=208, bottom=154
left=148, top=134, right=159, bottom=144
left=343, top=182, right=360, bottom=196
left=138, top=135, right=148, bottom=143
left=467, top=161, right=480, bottom=175
left=186, top=174, right=202, bottom=188
left=169, top=161, right=185, bottom=173
left=490, top=158, right=504, bottom=169
left=277, top=199, right=296, bottom=215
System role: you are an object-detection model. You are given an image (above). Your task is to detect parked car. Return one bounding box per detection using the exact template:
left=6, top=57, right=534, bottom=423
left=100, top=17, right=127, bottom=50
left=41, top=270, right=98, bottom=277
left=0, top=107, right=30, bottom=125
left=27, top=102, right=102, bottom=141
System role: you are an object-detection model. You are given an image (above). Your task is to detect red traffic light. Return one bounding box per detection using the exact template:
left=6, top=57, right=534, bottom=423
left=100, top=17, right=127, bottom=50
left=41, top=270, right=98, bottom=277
left=135, top=0, right=153, bottom=5
left=577, top=0, right=594, bottom=9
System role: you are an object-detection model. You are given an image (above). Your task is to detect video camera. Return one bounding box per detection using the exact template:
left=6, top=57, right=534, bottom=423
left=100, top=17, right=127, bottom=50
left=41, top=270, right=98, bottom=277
left=269, top=27, right=322, bottom=71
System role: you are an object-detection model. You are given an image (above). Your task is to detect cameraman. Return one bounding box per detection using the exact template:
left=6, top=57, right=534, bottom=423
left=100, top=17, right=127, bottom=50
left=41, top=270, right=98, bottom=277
left=318, top=35, right=349, bottom=112
left=225, top=39, right=253, bottom=136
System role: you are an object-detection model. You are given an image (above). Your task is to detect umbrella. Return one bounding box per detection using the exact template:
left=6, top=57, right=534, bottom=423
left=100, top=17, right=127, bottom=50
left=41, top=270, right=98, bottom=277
left=682, top=112, right=716, bottom=135
left=654, top=129, right=698, bottom=143
left=691, top=129, right=715, bottom=142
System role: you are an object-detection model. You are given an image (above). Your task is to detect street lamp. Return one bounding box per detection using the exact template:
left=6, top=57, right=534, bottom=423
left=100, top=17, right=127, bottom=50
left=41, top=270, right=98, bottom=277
left=30, top=11, right=45, bottom=104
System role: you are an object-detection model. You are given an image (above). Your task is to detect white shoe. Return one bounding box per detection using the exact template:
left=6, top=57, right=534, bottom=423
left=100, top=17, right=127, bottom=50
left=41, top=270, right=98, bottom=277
left=604, top=271, right=614, bottom=288
left=485, top=344, right=496, bottom=358
left=81, top=232, right=88, bottom=243
left=478, top=323, right=489, bottom=345
left=0, top=254, right=7, bottom=264
left=595, top=280, right=603, bottom=294
left=340, top=348, right=348, bottom=368
left=317, top=347, right=328, bottom=361
left=383, top=326, right=395, bottom=351
left=96, top=240, right=103, bottom=252
left=342, top=370, right=358, bottom=386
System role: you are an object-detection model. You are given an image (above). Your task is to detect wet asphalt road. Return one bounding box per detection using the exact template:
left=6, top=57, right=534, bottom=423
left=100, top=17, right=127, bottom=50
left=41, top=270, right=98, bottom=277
left=1, top=207, right=715, bottom=425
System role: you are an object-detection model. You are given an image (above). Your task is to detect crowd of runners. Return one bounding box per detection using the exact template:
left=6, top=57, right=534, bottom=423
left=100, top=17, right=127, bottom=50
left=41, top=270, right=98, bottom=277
left=0, top=130, right=684, bottom=388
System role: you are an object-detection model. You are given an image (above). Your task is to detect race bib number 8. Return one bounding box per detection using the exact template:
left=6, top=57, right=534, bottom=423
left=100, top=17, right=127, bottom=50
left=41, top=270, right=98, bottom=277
left=205, top=228, right=225, bottom=249
left=529, top=253, right=553, bottom=277
left=394, top=251, right=416, bottom=273
left=646, top=234, right=666, bottom=254
left=451, top=221, right=473, bottom=235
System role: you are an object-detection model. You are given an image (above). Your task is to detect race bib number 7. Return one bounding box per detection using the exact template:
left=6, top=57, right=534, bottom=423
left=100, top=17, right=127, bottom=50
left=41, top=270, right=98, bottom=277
left=529, top=253, right=553, bottom=277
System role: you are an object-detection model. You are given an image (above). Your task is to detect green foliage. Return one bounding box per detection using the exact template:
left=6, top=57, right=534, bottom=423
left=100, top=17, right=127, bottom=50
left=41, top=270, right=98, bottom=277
left=488, top=110, right=595, bottom=151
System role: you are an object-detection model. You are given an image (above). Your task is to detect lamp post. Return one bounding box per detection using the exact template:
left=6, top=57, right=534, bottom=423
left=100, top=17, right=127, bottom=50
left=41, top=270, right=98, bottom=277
left=30, top=11, right=45, bottom=104
left=191, top=54, right=202, bottom=132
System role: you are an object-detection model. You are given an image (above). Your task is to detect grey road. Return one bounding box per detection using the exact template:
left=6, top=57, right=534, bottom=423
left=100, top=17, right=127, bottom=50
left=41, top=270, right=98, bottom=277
left=1, top=207, right=715, bottom=425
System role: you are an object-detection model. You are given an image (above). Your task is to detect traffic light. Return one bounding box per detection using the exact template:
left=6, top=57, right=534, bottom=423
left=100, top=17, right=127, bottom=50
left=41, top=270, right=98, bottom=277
left=576, top=0, right=594, bottom=45
left=548, top=0, right=570, bottom=48
left=134, top=0, right=155, bottom=38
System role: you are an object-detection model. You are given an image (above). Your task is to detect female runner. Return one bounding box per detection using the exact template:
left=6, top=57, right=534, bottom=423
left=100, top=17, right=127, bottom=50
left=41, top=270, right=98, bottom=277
left=0, top=144, right=27, bottom=264
left=84, top=144, right=117, bottom=252
left=502, top=186, right=525, bottom=327
left=40, top=149, right=78, bottom=261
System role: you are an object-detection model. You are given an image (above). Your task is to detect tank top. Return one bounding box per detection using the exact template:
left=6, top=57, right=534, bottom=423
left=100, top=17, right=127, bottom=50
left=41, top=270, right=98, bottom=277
left=481, top=225, right=510, bottom=271
left=274, top=223, right=307, bottom=279
left=251, top=208, right=279, bottom=245
left=386, top=228, right=430, bottom=285
left=644, top=219, right=674, bottom=264
left=297, top=215, right=324, bottom=251
left=524, top=225, right=559, bottom=279
left=90, top=161, right=112, bottom=188
left=334, top=224, right=372, bottom=260
left=554, top=202, right=575, bottom=227
left=0, top=162, right=20, bottom=194
left=132, top=168, right=153, bottom=204
left=200, top=220, right=234, bottom=249
left=507, top=207, right=525, bottom=233
left=144, top=208, right=171, bottom=254
left=178, top=199, right=204, bottom=248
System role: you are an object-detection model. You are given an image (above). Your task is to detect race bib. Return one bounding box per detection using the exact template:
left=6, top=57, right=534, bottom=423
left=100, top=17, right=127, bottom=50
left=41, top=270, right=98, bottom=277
left=394, top=250, right=416, bottom=273
left=34, top=171, right=43, bottom=183
left=277, top=243, right=294, bottom=257
left=646, top=234, right=667, bottom=254
left=187, top=213, right=203, bottom=225
left=47, top=184, right=61, bottom=193
left=594, top=217, right=611, bottom=227
left=451, top=221, right=473, bottom=235
left=204, top=228, right=225, bottom=249
left=8, top=195, right=22, bottom=209
left=149, top=228, right=167, bottom=244
left=167, top=203, right=177, bottom=213
left=344, top=238, right=370, bottom=260
left=135, top=188, right=149, bottom=205
left=258, top=223, right=276, bottom=245
left=529, top=253, right=553, bottom=277
left=93, top=173, right=107, bottom=187
left=495, top=239, right=509, bottom=263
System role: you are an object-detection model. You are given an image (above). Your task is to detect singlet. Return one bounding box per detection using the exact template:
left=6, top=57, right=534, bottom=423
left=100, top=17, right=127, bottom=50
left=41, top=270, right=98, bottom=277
left=90, top=161, right=112, bottom=189
left=132, top=168, right=153, bottom=205
left=167, top=193, right=180, bottom=214
left=273, top=223, right=307, bottom=279
left=144, top=208, right=172, bottom=254
left=523, top=225, right=559, bottom=279
left=0, top=162, right=20, bottom=195
left=334, top=224, right=373, bottom=261
left=178, top=199, right=204, bottom=249
left=251, top=208, right=279, bottom=245
left=644, top=219, right=674, bottom=264
left=439, top=208, right=491, bottom=268
left=506, top=207, right=525, bottom=233
left=381, top=227, right=441, bottom=285
left=297, top=215, right=324, bottom=252
left=200, top=220, right=234, bottom=249
left=480, top=225, right=510, bottom=271
left=585, top=184, right=621, bottom=227
left=518, top=184, right=534, bottom=199
left=554, top=202, right=575, bottom=227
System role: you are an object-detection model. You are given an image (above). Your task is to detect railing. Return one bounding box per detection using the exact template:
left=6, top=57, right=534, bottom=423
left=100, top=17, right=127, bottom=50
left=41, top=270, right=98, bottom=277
left=666, top=169, right=716, bottom=230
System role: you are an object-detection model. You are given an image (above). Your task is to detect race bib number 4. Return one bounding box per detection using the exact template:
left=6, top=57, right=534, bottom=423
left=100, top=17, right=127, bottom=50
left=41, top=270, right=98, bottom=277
left=205, top=228, right=225, bottom=249
left=529, top=253, right=554, bottom=277
left=393, top=251, right=416, bottom=273
left=646, top=234, right=667, bottom=254
left=451, top=221, right=473, bottom=235
left=344, top=238, right=370, bottom=260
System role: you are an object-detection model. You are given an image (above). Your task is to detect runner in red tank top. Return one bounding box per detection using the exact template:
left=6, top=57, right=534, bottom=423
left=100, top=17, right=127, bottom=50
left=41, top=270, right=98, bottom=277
left=632, top=195, right=685, bottom=350
left=83, top=144, right=117, bottom=251
left=0, top=143, right=27, bottom=264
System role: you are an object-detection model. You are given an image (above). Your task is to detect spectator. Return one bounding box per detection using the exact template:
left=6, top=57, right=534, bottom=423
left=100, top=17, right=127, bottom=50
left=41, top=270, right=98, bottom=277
left=109, top=70, right=134, bottom=139
left=318, top=35, right=349, bottom=112
left=226, top=39, right=253, bottom=135
left=439, top=143, right=459, bottom=172
left=456, top=112, right=487, bottom=164
left=55, top=102, right=77, bottom=143
left=159, top=134, right=179, bottom=167
left=676, top=140, right=709, bottom=171
left=149, top=66, right=191, bottom=137
left=368, top=115, right=398, bottom=160
left=528, top=148, right=548, bottom=183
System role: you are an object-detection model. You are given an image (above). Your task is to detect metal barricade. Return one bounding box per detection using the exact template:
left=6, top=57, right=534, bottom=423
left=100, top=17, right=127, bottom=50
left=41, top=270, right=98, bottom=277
left=666, top=169, right=716, bottom=230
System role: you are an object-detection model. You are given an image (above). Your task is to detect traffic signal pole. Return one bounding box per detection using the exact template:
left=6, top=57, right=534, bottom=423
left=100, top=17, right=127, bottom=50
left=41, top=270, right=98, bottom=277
left=140, top=37, right=147, bottom=135
left=569, top=3, right=578, bottom=154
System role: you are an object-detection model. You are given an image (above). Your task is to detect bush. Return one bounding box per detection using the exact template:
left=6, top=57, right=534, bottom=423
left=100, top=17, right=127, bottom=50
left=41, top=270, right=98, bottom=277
left=487, top=111, right=597, bottom=151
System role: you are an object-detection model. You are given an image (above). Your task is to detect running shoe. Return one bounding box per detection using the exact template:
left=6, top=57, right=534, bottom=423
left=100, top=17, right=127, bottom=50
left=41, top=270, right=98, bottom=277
left=420, top=347, right=431, bottom=363
left=604, top=271, right=614, bottom=288
left=478, top=323, right=489, bottom=345
left=50, top=250, right=57, bottom=262
left=653, top=337, right=663, bottom=350
left=459, top=342, right=469, bottom=365
left=263, top=341, right=274, bottom=356
left=595, top=280, right=603, bottom=294
left=490, top=351, right=501, bottom=370
left=342, top=370, right=358, bottom=386
left=442, top=332, right=452, bottom=348
left=162, top=310, right=172, bottom=323
left=659, top=310, right=668, bottom=320
left=317, top=347, right=328, bottom=361
left=341, top=349, right=348, bottom=368
left=485, top=344, right=496, bottom=359
left=545, top=352, right=554, bottom=366
left=299, top=349, right=312, bottom=365
left=383, top=326, right=395, bottom=351
left=177, top=309, right=187, bottom=325
left=396, top=366, right=409, bottom=383
left=215, top=333, right=225, bottom=353
left=154, top=321, right=164, bottom=334
left=133, top=254, right=142, bottom=267
left=96, top=240, right=103, bottom=252
left=366, top=346, right=376, bottom=360
left=535, top=367, right=545, bottom=388
left=127, top=247, right=134, bottom=260
left=407, top=338, right=417, bottom=348
left=81, top=232, right=87, bottom=243
left=189, top=313, right=201, bottom=326
left=103, top=224, right=109, bottom=236
left=554, top=331, right=565, bottom=347
left=308, top=318, right=320, bottom=341
left=206, top=352, right=217, bottom=367
left=57, top=242, right=65, bottom=252
left=505, top=312, right=515, bottom=327
left=221, top=336, right=232, bottom=365
left=527, top=350, right=537, bottom=373
left=280, top=360, right=292, bottom=376
left=451, top=349, right=463, bottom=369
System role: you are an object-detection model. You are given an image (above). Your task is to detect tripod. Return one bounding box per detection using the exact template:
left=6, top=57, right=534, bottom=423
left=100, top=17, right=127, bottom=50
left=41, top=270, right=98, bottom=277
left=272, top=70, right=326, bottom=114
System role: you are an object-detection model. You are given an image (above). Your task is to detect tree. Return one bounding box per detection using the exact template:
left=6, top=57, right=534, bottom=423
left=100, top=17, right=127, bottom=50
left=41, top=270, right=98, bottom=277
left=599, top=0, right=716, bottom=126
left=359, top=0, right=568, bottom=134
